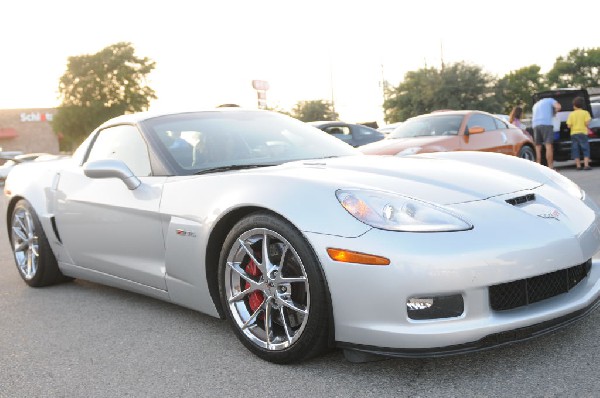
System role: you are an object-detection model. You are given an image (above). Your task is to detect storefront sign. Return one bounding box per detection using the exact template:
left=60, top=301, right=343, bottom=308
left=20, top=112, right=54, bottom=122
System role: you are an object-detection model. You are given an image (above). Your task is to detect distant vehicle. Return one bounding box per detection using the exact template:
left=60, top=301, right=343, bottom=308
left=359, top=110, right=535, bottom=160
left=378, top=122, right=403, bottom=135
left=0, top=153, right=52, bottom=182
left=309, top=121, right=385, bottom=147
left=532, top=89, right=600, bottom=161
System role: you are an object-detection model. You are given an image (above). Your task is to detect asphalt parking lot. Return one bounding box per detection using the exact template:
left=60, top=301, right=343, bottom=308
left=1, top=161, right=600, bottom=397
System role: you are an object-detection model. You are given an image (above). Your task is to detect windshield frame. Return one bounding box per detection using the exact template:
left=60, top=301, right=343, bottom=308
left=139, top=110, right=359, bottom=176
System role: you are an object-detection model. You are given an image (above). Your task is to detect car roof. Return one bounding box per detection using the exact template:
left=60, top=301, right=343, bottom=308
left=98, top=108, right=265, bottom=128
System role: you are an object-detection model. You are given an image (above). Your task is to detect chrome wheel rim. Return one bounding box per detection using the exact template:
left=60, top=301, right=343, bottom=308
left=224, top=228, right=310, bottom=350
left=11, top=207, right=39, bottom=280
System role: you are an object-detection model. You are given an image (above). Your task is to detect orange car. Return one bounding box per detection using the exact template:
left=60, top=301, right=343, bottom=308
left=359, top=110, right=535, bottom=160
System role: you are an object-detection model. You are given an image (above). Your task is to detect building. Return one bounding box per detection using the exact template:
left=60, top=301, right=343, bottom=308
left=0, top=108, right=59, bottom=155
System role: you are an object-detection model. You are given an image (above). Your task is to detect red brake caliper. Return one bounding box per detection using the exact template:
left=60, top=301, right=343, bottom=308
left=245, top=257, right=264, bottom=315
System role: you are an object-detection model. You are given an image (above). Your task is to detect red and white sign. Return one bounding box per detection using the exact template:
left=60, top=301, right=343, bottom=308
left=20, top=112, right=54, bottom=123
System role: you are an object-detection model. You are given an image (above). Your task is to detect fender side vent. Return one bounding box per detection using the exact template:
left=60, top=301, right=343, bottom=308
left=506, top=193, right=535, bottom=206
left=50, top=216, right=62, bottom=243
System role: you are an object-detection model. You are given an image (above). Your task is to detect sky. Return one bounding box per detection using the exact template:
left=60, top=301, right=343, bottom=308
left=2, top=0, right=600, bottom=125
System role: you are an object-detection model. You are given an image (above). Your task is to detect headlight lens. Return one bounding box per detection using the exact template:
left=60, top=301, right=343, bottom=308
left=336, top=189, right=472, bottom=232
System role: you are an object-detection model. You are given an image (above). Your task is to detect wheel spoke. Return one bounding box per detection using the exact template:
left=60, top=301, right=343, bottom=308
left=279, top=306, right=293, bottom=344
left=241, top=299, right=266, bottom=330
left=15, top=215, right=26, bottom=232
left=264, top=299, right=273, bottom=347
left=277, top=243, right=290, bottom=269
left=14, top=240, right=28, bottom=252
left=227, top=287, right=256, bottom=304
left=276, top=296, right=308, bottom=316
left=12, top=226, right=27, bottom=242
left=280, top=276, right=307, bottom=284
left=261, top=232, right=274, bottom=274
left=227, top=260, right=256, bottom=285
left=31, top=242, right=39, bottom=258
left=238, top=239, right=267, bottom=275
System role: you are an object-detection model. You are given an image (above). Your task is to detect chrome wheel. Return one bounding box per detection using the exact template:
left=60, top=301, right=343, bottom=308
left=11, top=206, right=39, bottom=280
left=224, top=227, right=310, bottom=351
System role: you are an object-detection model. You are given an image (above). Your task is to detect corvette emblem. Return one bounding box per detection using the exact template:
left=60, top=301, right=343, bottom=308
left=176, top=229, right=197, bottom=238
left=537, top=209, right=560, bottom=221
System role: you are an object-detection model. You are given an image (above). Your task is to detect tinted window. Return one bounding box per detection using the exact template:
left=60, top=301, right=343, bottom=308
left=357, top=126, right=378, bottom=136
left=324, top=126, right=351, bottom=136
left=467, top=114, right=497, bottom=132
left=86, top=125, right=152, bottom=176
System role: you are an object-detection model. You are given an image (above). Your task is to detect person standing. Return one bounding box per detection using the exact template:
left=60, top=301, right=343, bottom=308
left=567, top=96, right=592, bottom=170
left=532, top=97, right=561, bottom=169
left=509, top=105, right=525, bottom=130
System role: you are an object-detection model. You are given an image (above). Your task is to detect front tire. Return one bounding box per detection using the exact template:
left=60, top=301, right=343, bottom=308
left=218, top=212, right=330, bottom=363
left=10, top=199, right=67, bottom=287
left=518, top=145, right=535, bottom=161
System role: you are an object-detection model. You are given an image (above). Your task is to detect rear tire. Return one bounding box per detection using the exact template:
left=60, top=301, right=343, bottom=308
left=9, top=199, right=68, bottom=287
left=218, top=212, right=330, bottom=363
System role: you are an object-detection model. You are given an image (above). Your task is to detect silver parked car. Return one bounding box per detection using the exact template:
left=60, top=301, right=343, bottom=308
left=5, top=109, right=600, bottom=363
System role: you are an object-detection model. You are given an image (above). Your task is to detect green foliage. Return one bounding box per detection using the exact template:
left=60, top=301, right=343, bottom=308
left=384, top=68, right=439, bottom=122
left=384, top=47, right=600, bottom=122
left=291, top=100, right=338, bottom=122
left=52, top=42, right=156, bottom=151
left=546, top=48, right=600, bottom=89
left=494, top=65, right=545, bottom=113
left=383, top=62, right=498, bottom=122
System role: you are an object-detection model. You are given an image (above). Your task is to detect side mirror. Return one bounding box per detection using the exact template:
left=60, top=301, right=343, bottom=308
left=466, top=126, right=485, bottom=135
left=83, top=159, right=141, bottom=190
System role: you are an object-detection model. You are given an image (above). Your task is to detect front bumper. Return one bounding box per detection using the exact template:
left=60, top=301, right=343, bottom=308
left=305, top=184, right=600, bottom=355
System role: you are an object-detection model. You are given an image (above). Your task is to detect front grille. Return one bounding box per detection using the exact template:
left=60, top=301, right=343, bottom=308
left=505, top=193, right=535, bottom=206
left=489, top=260, right=592, bottom=311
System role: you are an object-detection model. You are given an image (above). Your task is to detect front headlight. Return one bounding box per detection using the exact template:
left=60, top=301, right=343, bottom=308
left=336, top=189, right=473, bottom=232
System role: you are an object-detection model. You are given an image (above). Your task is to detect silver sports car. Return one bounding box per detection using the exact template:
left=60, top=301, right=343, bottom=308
left=5, top=109, right=600, bottom=364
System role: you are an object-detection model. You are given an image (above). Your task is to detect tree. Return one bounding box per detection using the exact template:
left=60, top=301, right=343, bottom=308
left=546, top=48, right=600, bottom=89
left=291, top=100, right=338, bottom=122
left=52, top=42, right=156, bottom=151
left=436, top=62, right=499, bottom=113
left=383, top=67, right=439, bottom=122
left=494, top=65, right=545, bottom=113
left=383, top=62, right=498, bottom=122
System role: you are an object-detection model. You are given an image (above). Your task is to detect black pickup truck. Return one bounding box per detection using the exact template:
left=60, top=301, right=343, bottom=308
left=532, top=89, right=600, bottom=161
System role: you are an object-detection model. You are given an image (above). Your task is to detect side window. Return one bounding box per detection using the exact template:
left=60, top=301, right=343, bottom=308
left=325, top=126, right=351, bottom=136
left=357, top=126, right=375, bottom=136
left=86, top=125, right=152, bottom=176
left=494, top=118, right=508, bottom=129
left=467, top=114, right=497, bottom=132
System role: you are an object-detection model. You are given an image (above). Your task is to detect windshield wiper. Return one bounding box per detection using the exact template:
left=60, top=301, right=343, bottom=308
left=194, top=164, right=274, bottom=175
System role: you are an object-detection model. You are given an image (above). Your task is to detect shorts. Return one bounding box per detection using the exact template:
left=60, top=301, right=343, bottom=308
left=533, top=125, right=554, bottom=145
left=571, top=133, right=590, bottom=159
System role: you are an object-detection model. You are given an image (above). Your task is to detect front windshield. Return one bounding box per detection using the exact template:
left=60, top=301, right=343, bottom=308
left=141, top=110, right=358, bottom=174
left=389, top=115, right=464, bottom=138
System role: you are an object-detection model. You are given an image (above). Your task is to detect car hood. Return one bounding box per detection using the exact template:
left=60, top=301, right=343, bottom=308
left=358, top=136, right=455, bottom=155
left=274, top=153, right=543, bottom=205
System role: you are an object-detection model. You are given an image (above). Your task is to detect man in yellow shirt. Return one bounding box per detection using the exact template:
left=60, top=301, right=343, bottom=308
left=567, top=96, right=592, bottom=170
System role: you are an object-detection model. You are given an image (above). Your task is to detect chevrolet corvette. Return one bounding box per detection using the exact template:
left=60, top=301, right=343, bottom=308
left=5, top=109, right=600, bottom=363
